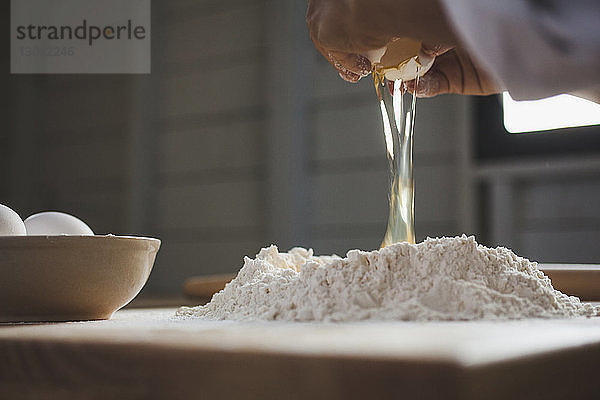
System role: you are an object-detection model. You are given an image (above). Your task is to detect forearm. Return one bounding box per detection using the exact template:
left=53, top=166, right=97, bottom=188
left=439, top=0, right=600, bottom=99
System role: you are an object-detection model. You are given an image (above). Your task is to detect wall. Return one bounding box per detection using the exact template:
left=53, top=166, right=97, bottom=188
left=147, top=0, right=474, bottom=293
left=480, top=159, right=600, bottom=263
left=309, top=58, right=472, bottom=254
left=0, top=0, right=485, bottom=295
left=149, top=0, right=269, bottom=292
left=4, top=0, right=597, bottom=298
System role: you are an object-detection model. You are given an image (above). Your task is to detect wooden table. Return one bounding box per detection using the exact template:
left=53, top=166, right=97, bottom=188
left=1, top=309, right=600, bottom=399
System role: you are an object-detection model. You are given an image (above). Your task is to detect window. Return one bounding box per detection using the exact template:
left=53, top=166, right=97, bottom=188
left=503, top=92, right=600, bottom=134
left=475, top=95, right=600, bottom=162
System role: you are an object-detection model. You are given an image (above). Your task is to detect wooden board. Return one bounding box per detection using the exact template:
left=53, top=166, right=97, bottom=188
left=2, top=309, right=600, bottom=399
left=183, top=273, right=235, bottom=300
left=184, top=265, right=600, bottom=301
left=540, top=264, right=600, bottom=301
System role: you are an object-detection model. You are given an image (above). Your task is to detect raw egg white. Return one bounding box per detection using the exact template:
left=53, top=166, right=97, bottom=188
left=24, top=211, right=94, bottom=236
left=0, top=203, right=27, bottom=236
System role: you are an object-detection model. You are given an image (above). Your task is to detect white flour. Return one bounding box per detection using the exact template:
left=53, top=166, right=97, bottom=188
left=177, top=236, right=598, bottom=321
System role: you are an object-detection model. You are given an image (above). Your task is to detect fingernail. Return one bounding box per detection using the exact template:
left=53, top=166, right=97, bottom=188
left=356, top=55, right=372, bottom=76
left=387, top=80, right=394, bottom=96
left=400, top=82, right=408, bottom=95
left=339, top=71, right=360, bottom=83
left=421, top=43, right=451, bottom=57
left=421, top=45, right=436, bottom=57
left=415, top=74, right=440, bottom=97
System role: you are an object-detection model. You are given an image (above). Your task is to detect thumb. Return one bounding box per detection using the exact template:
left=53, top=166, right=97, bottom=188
left=421, top=42, right=453, bottom=57
left=406, top=48, right=501, bottom=97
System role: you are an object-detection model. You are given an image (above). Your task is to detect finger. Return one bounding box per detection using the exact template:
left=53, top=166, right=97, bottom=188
left=307, top=9, right=371, bottom=82
left=339, top=70, right=361, bottom=83
left=407, top=48, right=501, bottom=97
left=421, top=42, right=453, bottom=57
left=328, top=51, right=372, bottom=78
left=384, top=80, right=408, bottom=96
left=311, top=38, right=371, bottom=83
left=405, top=70, right=450, bottom=97
left=387, top=80, right=395, bottom=96
left=427, top=48, right=500, bottom=95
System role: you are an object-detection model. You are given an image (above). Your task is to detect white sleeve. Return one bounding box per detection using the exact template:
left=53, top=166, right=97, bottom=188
left=438, top=0, right=600, bottom=100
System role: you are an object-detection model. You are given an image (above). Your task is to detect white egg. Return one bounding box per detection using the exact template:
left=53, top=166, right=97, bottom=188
left=0, top=204, right=27, bottom=236
left=382, top=52, right=435, bottom=82
left=365, top=39, right=436, bottom=82
left=24, top=211, right=94, bottom=236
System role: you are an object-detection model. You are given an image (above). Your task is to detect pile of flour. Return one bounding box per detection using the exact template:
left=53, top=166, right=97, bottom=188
left=177, top=236, right=598, bottom=321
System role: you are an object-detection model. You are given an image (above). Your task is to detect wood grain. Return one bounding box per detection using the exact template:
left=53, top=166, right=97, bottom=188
left=183, top=273, right=235, bottom=299
left=183, top=266, right=600, bottom=302
left=540, top=265, right=600, bottom=301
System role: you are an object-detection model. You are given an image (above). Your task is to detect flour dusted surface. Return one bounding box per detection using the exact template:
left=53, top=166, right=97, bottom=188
left=177, top=236, right=598, bottom=321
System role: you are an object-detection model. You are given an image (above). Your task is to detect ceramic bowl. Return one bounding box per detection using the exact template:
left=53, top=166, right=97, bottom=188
left=0, top=235, right=160, bottom=322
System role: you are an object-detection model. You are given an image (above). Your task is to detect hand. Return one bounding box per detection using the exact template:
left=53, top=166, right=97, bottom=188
left=405, top=46, right=501, bottom=97
left=306, top=0, right=456, bottom=83
left=306, top=0, right=389, bottom=82
left=306, top=0, right=501, bottom=96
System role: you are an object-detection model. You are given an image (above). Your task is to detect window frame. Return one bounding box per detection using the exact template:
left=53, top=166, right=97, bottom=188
left=474, top=95, right=600, bottom=162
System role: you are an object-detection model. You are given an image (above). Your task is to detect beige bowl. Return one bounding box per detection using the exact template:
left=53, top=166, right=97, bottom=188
left=0, top=235, right=160, bottom=322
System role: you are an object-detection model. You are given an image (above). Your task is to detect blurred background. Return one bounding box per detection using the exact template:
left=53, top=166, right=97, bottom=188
left=2, top=0, right=600, bottom=298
